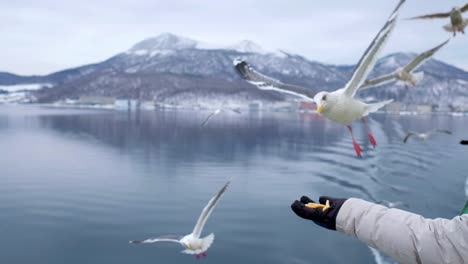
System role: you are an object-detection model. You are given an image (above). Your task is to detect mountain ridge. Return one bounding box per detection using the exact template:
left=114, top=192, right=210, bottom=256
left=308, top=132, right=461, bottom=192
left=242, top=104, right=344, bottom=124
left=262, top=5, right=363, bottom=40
left=1, top=33, right=467, bottom=109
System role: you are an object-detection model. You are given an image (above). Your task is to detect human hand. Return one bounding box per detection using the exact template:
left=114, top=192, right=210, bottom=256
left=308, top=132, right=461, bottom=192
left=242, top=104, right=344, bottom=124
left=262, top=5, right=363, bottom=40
left=291, top=196, right=347, bottom=230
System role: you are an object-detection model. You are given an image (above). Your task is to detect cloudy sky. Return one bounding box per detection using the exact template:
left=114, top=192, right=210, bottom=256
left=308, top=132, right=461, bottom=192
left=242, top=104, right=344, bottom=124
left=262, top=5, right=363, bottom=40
left=1, top=0, right=467, bottom=75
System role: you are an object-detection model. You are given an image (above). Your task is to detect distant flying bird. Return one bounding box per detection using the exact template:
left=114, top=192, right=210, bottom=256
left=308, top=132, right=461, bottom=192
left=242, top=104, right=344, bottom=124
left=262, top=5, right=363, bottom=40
left=129, top=180, right=230, bottom=259
left=234, top=0, right=405, bottom=157
left=461, top=140, right=468, bottom=145
left=403, top=129, right=452, bottom=143
left=201, top=102, right=241, bottom=127
left=409, top=4, right=468, bottom=36
left=360, top=39, right=449, bottom=89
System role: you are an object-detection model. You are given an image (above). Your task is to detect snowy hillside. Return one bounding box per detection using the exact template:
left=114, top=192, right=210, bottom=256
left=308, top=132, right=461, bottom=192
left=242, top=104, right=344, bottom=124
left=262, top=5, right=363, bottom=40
left=1, top=33, right=466, bottom=109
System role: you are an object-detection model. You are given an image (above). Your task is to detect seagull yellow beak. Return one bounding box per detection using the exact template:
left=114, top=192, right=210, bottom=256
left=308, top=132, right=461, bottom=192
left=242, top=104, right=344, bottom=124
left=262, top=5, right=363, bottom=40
left=317, top=104, right=324, bottom=114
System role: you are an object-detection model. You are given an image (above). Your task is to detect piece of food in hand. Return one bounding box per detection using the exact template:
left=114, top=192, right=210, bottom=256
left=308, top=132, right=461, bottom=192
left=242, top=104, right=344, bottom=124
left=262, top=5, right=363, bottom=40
left=305, top=200, right=330, bottom=211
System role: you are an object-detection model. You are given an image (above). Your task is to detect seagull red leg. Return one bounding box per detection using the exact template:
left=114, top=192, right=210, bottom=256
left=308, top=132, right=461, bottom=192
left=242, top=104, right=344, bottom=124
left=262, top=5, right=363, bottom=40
left=361, top=118, right=377, bottom=148
left=202, top=252, right=207, bottom=258
left=195, top=254, right=200, bottom=260
left=347, top=125, right=362, bottom=157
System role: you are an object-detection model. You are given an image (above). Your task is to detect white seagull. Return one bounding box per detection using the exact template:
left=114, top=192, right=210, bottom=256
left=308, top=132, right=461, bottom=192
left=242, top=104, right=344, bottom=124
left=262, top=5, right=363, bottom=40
left=409, top=4, right=468, bottom=36
left=234, top=0, right=405, bottom=157
left=201, top=102, right=241, bottom=127
left=403, top=129, right=452, bottom=143
left=129, top=180, right=230, bottom=259
left=360, top=39, right=450, bottom=89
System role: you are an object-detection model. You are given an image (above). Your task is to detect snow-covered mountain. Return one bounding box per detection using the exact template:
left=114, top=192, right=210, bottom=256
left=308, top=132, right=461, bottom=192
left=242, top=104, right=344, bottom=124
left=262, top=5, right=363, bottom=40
left=2, top=33, right=467, bottom=109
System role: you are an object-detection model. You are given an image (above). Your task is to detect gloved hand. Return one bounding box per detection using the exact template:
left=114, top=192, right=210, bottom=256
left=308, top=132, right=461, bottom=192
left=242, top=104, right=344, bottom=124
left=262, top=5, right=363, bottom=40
left=461, top=140, right=468, bottom=145
left=291, top=196, right=347, bottom=230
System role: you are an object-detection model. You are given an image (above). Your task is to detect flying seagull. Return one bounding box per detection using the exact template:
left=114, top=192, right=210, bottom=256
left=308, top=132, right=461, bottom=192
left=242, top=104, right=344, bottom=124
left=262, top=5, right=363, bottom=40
left=201, top=102, right=241, bottom=127
left=461, top=140, right=468, bottom=145
left=403, top=129, right=452, bottom=143
left=409, top=4, right=468, bottom=36
left=130, top=180, right=230, bottom=259
left=234, top=0, right=405, bottom=157
left=360, top=39, right=450, bottom=89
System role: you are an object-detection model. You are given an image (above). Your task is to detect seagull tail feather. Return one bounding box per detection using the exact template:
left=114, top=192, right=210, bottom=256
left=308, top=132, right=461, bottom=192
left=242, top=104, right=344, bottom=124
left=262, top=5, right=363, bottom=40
left=180, top=233, right=215, bottom=255
left=443, top=23, right=455, bottom=33
left=411, top=71, right=424, bottom=85
left=364, top=99, right=394, bottom=116
left=201, top=233, right=215, bottom=252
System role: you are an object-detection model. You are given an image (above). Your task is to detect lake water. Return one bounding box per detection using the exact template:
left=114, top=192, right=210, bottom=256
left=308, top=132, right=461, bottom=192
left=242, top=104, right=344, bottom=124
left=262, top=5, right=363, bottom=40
left=0, top=105, right=467, bottom=264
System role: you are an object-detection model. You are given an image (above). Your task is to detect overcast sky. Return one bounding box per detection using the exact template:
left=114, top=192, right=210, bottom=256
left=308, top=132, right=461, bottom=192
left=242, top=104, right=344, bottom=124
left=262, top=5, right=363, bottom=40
left=1, top=0, right=467, bottom=75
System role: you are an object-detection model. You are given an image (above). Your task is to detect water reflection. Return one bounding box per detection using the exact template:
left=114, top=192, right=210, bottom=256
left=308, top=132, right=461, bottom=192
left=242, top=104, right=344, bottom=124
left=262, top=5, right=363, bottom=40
left=0, top=105, right=466, bottom=264
left=37, top=109, right=344, bottom=163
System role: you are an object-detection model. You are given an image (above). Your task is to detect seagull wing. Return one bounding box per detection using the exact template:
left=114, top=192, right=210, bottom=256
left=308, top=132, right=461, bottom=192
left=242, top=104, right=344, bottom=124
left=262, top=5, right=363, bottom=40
left=409, top=12, right=451, bottom=19
left=360, top=73, right=397, bottom=90
left=231, top=108, right=242, bottom=114
left=429, top=129, right=452, bottom=136
left=389, top=0, right=406, bottom=15
left=403, top=132, right=417, bottom=143
left=462, top=3, right=468, bottom=13
left=192, top=180, right=230, bottom=238
left=403, top=39, right=450, bottom=73
left=233, top=59, right=316, bottom=101
left=201, top=111, right=218, bottom=127
left=130, top=235, right=182, bottom=244
left=342, top=0, right=402, bottom=97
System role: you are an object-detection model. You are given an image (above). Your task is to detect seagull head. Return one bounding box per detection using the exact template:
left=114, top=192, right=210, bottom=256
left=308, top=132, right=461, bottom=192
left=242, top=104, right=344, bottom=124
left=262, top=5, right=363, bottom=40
left=313, top=91, right=333, bottom=114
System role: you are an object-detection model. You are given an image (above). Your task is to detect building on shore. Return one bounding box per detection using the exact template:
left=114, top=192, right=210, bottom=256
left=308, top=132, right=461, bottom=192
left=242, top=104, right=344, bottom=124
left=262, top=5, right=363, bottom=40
left=416, top=104, right=432, bottom=113
left=249, top=101, right=263, bottom=111
left=115, top=99, right=138, bottom=110
left=78, top=96, right=115, bottom=105
left=385, top=102, right=401, bottom=113
left=299, top=101, right=316, bottom=111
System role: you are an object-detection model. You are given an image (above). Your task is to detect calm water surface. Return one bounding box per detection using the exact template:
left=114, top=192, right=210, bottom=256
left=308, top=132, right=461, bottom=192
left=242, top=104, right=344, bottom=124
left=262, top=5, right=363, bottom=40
left=0, top=105, right=467, bottom=264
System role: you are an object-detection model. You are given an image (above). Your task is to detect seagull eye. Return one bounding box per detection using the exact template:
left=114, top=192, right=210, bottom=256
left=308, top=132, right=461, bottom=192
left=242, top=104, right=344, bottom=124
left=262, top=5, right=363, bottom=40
left=322, top=95, right=327, bottom=101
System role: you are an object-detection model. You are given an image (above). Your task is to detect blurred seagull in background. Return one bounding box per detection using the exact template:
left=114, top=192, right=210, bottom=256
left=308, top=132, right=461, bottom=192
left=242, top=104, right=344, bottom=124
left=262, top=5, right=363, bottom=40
left=409, top=3, right=468, bottom=36
left=130, top=180, right=230, bottom=259
left=360, top=39, right=450, bottom=89
left=460, top=140, right=468, bottom=145
left=234, top=0, right=405, bottom=157
left=403, top=129, right=452, bottom=143
left=201, top=101, right=241, bottom=127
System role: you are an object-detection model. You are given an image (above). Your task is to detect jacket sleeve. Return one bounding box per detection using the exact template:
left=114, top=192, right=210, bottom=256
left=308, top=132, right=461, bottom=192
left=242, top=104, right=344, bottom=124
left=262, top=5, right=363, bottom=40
left=335, top=198, right=468, bottom=264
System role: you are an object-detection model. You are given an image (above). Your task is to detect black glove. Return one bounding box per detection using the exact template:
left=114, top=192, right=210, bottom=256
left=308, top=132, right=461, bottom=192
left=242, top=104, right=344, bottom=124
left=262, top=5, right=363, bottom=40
left=461, top=140, right=468, bottom=145
left=291, top=196, right=347, bottom=230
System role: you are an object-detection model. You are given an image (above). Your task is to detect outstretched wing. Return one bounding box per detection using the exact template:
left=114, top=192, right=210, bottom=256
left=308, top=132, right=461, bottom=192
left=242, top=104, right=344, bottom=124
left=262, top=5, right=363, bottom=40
left=233, top=59, right=316, bottom=101
left=130, top=235, right=182, bottom=244
left=428, top=129, right=452, bottom=136
left=403, top=132, right=417, bottom=143
left=360, top=73, right=397, bottom=90
left=404, top=39, right=450, bottom=73
left=462, top=3, right=468, bottom=13
left=409, top=12, right=451, bottom=19
left=231, top=108, right=241, bottom=114
left=192, top=180, right=230, bottom=238
left=343, top=0, right=403, bottom=97
left=201, top=111, right=218, bottom=127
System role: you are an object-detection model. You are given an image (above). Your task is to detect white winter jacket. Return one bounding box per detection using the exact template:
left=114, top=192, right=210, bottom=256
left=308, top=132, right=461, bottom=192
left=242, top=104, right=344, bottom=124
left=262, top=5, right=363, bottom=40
left=336, top=198, right=468, bottom=264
